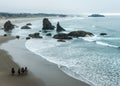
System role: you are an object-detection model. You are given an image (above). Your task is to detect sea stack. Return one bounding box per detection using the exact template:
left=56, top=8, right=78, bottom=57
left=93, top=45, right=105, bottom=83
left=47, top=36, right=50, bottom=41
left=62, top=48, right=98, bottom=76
left=21, top=25, right=31, bottom=29
left=56, top=22, right=65, bottom=32
left=4, top=20, right=14, bottom=31
left=42, top=18, right=55, bottom=30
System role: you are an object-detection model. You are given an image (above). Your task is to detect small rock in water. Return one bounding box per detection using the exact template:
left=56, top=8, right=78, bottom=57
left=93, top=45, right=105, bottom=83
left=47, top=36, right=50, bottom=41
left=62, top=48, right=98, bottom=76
left=100, top=33, right=107, bottom=36
left=16, top=35, right=20, bottom=39
left=46, top=33, right=52, bottom=36
left=57, top=39, right=66, bottom=42
left=21, top=25, right=31, bottom=29
left=26, top=37, right=30, bottom=40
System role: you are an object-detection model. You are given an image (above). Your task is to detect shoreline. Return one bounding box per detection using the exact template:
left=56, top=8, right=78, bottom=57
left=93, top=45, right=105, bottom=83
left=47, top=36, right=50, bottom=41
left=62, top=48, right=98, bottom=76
left=25, top=40, right=94, bottom=86
left=1, top=37, right=91, bottom=86
left=0, top=17, right=92, bottom=86
left=0, top=36, right=44, bottom=86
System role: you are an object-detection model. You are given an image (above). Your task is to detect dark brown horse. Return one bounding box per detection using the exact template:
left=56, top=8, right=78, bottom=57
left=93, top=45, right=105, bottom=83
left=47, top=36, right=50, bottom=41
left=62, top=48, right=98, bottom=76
left=24, top=67, right=28, bottom=74
left=11, top=68, right=15, bottom=75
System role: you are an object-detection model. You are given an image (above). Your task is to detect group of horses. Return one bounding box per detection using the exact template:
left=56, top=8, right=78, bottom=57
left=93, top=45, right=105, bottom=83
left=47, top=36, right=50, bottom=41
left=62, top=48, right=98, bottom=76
left=11, top=67, right=28, bottom=75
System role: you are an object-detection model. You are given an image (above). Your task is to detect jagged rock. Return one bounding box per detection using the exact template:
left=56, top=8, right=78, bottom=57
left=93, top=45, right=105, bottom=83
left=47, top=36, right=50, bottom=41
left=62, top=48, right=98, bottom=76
left=53, top=33, right=72, bottom=40
left=68, top=31, right=94, bottom=37
left=57, top=39, right=66, bottom=42
left=26, top=37, right=30, bottom=40
left=26, top=23, right=32, bottom=26
left=100, top=33, right=107, bottom=36
left=3, top=34, right=7, bottom=36
left=56, top=22, right=65, bottom=32
left=21, top=25, right=31, bottom=29
left=42, top=18, right=55, bottom=30
left=4, top=20, right=14, bottom=31
left=46, top=33, right=52, bottom=36
left=88, top=14, right=105, bottom=17
left=16, top=35, right=20, bottom=39
left=29, top=33, right=43, bottom=38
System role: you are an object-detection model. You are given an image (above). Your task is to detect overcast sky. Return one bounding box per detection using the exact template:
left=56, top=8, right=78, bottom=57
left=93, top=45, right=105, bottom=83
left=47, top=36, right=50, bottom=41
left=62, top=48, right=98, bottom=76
left=0, top=0, right=120, bottom=14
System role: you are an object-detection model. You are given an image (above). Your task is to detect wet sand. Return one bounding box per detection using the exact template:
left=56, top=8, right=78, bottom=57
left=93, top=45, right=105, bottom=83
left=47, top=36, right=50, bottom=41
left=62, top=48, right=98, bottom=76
left=0, top=17, right=92, bottom=86
left=0, top=36, right=45, bottom=86
left=1, top=37, right=92, bottom=86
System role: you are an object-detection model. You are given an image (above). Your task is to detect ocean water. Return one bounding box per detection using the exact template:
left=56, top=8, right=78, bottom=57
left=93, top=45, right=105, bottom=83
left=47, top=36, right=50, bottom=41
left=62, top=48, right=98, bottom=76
left=1, top=16, right=120, bottom=86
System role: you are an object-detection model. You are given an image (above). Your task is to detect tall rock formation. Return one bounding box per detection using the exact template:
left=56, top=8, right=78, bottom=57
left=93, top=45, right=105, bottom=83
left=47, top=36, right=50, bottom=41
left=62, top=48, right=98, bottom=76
left=4, top=20, right=14, bottom=31
left=42, top=18, right=55, bottom=30
left=56, top=22, right=65, bottom=32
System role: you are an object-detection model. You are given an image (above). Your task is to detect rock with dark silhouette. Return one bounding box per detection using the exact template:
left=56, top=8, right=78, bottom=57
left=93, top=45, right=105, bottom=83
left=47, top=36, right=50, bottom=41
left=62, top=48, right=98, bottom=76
left=56, top=22, right=65, bottom=32
left=46, top=33, right=52, bottom=36
left=57, top=39, right=66, bottom=42
left=16, top=35, right=20, bottom=39
left=100, top=33, right=107, bottom=36
left=26, top=37, right=30, bottom=40
left=26, top=23, right=32, bottom=26
left=42, top=18, right=55, bottom=30
left=53, top=33, right=72, bottom=40
left=21, top=25, right=31, bottom=29
left=4, top=20, right=14, bottom=31
left=29, top=33, right=43, bottom=38
left=68, top=31, right=94, bottom=37
left=3, top=34, right=7, bottom=36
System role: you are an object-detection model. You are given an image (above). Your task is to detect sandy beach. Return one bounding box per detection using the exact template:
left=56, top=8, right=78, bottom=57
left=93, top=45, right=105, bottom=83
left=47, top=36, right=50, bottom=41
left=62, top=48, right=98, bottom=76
left=1, top=38, right=92, bottom=86
left=0, top=36, right=45, bottom=86
left=0, top=17, right=92, bottom=86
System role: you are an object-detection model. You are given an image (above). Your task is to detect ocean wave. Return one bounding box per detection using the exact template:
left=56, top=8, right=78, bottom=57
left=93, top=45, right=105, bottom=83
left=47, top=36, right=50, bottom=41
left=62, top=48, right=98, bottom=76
left=82, top=36, right=120, bottom=48
left=96, top=41, right=119, bottom=48
left=59, top=65, right=96, bottom=86
left=82, top=35, right=99, bottom=42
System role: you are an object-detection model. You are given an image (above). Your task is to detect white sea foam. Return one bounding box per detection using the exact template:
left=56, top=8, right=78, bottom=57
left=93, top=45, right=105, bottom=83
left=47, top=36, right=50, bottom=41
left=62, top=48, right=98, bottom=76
left=25, top=39, right=96, bottom=86
left=25, top=36, right=120, bottom=86
left=82, top=35, right=99, bottom=42
left=82, top=35, right=120, bottom=48
left=5, top=16, right=120, bottom=86
left=96, top=41, right=119, bottom=48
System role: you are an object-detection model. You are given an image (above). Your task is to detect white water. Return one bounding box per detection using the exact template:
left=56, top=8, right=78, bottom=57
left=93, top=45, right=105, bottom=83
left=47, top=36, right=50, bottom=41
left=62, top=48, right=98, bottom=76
left=1, top=16, right=120, bottom=86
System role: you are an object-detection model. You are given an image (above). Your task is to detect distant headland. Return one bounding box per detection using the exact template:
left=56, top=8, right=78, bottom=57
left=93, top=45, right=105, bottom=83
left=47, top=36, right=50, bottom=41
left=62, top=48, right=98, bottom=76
left=0, top=12, right=68, bottom=18
left=88, top=14, right=105, bottom=17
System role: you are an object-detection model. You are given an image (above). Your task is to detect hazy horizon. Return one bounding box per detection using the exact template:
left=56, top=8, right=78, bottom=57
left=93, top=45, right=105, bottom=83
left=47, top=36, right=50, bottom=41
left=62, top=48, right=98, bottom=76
left=0, top=0, right=120, bottom=14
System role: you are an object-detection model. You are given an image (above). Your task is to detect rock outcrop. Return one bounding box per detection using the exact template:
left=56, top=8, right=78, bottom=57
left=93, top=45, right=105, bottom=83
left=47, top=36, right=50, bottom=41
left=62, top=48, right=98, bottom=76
left=3, top=34, right=7, bottom=36
left=46, top=33, right=52, bottom=36
left=100, top=33, right=107, bottom=36
left=29, top=33, right=43, bottom=38
left=16, top=35, right=20, bottom=39
left=57, top=39, right=66, bottom=42
left=53, top=33, right=72, bottom=40
left=56, top=22, right=65, bottom=32
left=4, top=20, right=14, bottom=31
left=42, top=18, right=55, bottom=30
left=26, top=23, right=32, bottom=26
left=21, top=25, right=31, bottom=29
left=26, top=37, right=31, bottom=40
left=68, top=31, right=94, bottom=37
